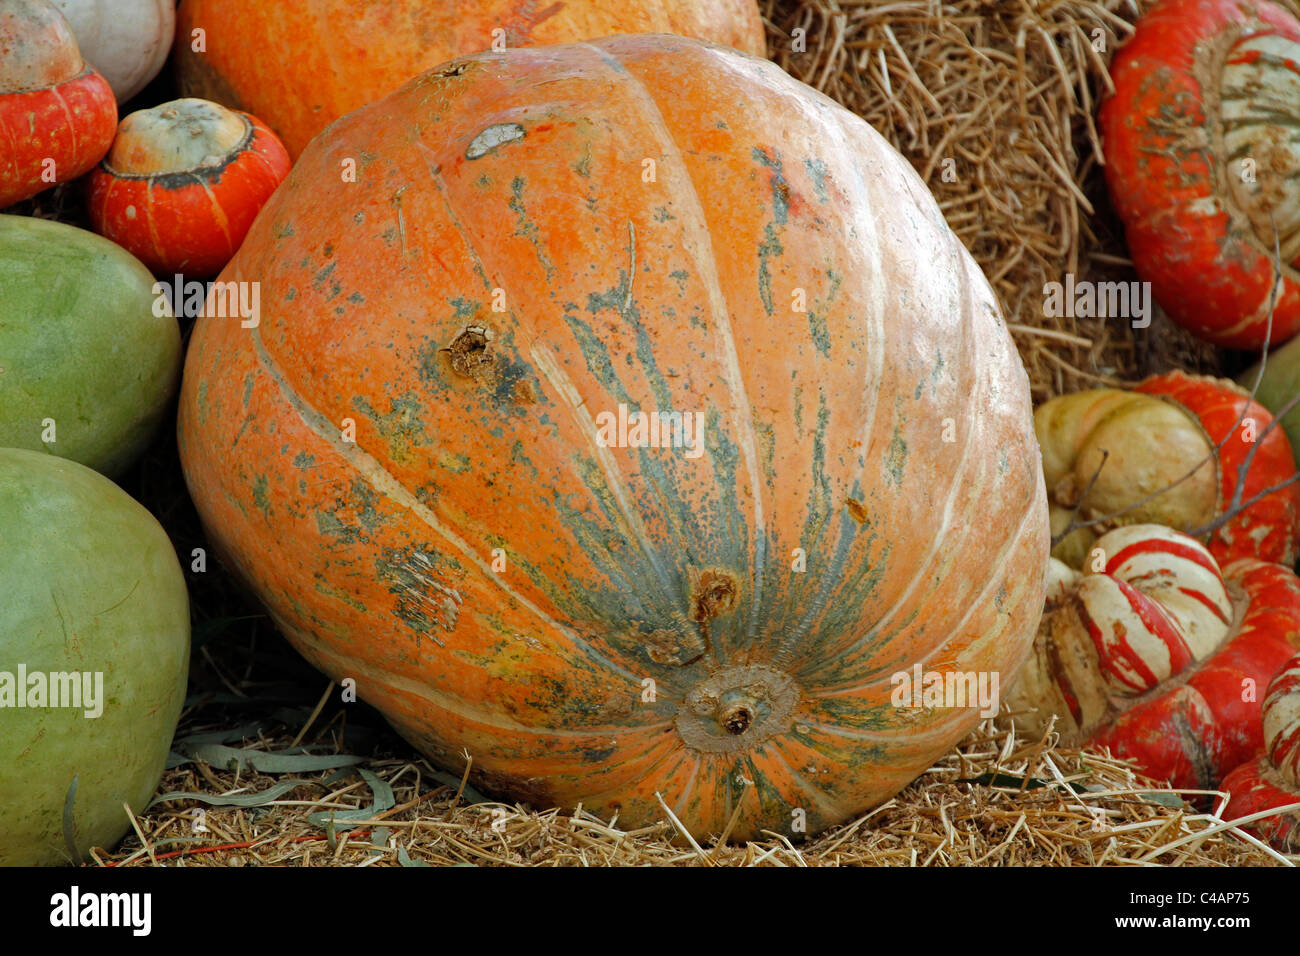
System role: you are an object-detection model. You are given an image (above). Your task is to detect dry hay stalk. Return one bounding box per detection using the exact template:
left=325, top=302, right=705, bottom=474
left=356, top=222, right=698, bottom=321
left=758, top=0, right=1292, bottom=399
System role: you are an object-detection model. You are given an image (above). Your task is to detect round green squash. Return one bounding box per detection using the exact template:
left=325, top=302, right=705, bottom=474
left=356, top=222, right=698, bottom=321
left=0, top=214, right=180, bottom=477
left=0, top=448, right=190, bottom=865
left=1240, top=337, right=1300, bottom=471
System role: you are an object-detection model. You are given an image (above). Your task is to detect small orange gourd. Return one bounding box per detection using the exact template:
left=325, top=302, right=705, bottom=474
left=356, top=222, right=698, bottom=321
left=89, top=98, right=290, bottom=277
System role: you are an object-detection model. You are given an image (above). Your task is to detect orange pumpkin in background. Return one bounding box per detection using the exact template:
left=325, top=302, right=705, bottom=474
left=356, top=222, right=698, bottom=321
left=178, top=36, right=1049, bottom=840
left=175, top=0, right=768, bottom=158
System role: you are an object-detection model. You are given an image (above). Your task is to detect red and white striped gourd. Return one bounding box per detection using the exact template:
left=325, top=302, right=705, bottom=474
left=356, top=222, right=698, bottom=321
left=1221, top=657, right=1300, bottom=850
left=1008, top=524, right=1300, bottom=790
left=1038, top=371, right=1300, bottom=568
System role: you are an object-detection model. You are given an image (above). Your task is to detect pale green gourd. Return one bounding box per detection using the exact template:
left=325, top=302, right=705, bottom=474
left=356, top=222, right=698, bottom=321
left=0, top=214, right=179, bottom=477
left=0, top=448, right=189, bottom=865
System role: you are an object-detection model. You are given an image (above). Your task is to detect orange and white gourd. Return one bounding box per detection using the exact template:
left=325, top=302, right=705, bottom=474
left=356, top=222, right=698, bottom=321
left=88, top=98, right=290, bottom=276
left=1009, top=524, right=1300, bottom=790
left=0, top=0, right=116, bottom=208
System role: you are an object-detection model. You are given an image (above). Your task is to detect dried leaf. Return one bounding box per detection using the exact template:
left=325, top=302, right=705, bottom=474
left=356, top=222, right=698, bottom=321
left=308, top=769, right=396, bottom=828
left=148, top=780, right=313, bottom=809
left=397, top=845, right=432, bottom=867
left=177, top=742, right=365, bottom=773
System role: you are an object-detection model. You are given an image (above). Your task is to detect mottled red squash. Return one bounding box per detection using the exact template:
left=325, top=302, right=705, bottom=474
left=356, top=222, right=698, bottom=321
left=1099, top=0, right=1300, bottom=349
left=1222, top=656, right=1300, bottom=851
left=175, top=0, right=767, bottom=158
left=1009, top=525, right=1300, bottom=792
left=178, top=36, right=1049, bottom=840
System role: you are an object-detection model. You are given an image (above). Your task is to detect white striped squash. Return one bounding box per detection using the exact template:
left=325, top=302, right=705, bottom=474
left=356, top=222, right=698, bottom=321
left=1264, top=657, right=1300, bottom=786
left=1008, top=524, right=1231, bottom=738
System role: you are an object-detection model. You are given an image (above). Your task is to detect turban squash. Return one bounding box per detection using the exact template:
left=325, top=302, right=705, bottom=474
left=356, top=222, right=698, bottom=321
left=88, top=98, right=291, bottom=277
left=0, top=0, right=116, bottom=209
left=1007, top=524, right=1300, bottom=791
left=174, top=0, right=767, bottom=158
left=177, top=35, right=1050, bottom=840
left=1099, top=0, right=1300, bottom=349
left=1037, top=371, right=1300, bottom=568
left=1222, top=655, right=1300, bottom=850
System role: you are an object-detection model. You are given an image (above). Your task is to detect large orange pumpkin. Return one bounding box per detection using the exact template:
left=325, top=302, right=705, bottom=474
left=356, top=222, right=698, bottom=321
left=178, top=36, right=1050, bottom=840
left=175, top=0, right=767, bottom=158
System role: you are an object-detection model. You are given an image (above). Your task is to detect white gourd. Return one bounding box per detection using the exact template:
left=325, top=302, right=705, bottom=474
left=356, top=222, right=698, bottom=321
left=51, top=0, right=173, bottom=102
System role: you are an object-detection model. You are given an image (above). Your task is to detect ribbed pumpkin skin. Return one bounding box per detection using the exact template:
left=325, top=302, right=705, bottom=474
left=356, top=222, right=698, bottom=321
left=175, top=0, right=767, bottom=158
left=178, top=36, right=1049, bottom=840
left=1099, top=0, right=1300, bottom=349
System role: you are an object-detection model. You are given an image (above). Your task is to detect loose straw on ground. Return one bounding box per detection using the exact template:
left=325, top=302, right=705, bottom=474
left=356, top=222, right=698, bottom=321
left=98, top=717, right=1295, bottom=867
